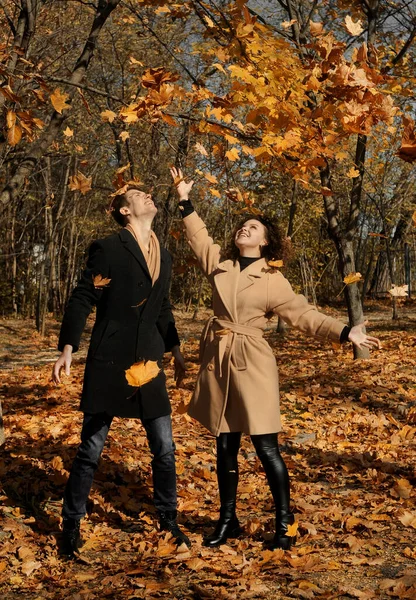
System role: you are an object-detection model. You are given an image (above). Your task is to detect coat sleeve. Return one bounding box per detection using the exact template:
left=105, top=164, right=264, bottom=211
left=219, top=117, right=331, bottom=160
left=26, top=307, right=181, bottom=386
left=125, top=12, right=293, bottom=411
left=156, top=253, right=180, bottom=352
left=182, top=211, right=222, bottom=277
left=269, top=271, right=345, bottom=342
left=58, top=241, right=109, bottom=352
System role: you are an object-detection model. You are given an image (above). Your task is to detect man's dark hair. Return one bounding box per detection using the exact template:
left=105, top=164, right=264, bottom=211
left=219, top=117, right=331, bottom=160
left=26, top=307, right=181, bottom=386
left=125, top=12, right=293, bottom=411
left=110, top=186, right=143, bottom=227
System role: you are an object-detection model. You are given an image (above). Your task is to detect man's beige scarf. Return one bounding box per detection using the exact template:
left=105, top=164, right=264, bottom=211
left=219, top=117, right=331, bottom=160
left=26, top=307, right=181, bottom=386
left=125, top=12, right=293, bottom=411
left=125, top=224, right=161, bottom=285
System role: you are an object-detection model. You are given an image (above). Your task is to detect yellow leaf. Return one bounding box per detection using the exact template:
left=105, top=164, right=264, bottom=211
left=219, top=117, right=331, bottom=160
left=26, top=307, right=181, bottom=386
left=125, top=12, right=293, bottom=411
left=120, top=104, right=140, bottom=123
left=268, top=259, right=284, bottom=268
left=225, top=147, right=240, bottom=161
left=398, top=511, right=416, bottom=528
left=281, top=19, right=297, bottom=30
left=343, top=272, right=363, bottom=285
left=347, top=167, right=360, bottom=178
left=129, top=56, right=144, bottom=66
left=195, top=142, right=208, bottom=156
left=204, top=173, right=218, bottom=184
left=93, top=274, right=111, bottom=289
left=115, top=163, right=130, bottom=175
left=209, top=188, right=221, bottom=198
left=119, top=131, right=130, bottom=142
left=345, top=15, right=364, bottom=36
left=50, top=88, right=71, bottom=114
left=155, top=6, right=170, bottom=14
left=101, top=110, right=117, bottom=123
left=213, top=63, right=226, bottom=74
left=68, top=171, right=92, bottom=195
left=388, top=284, right=408, bottom=297
left=63, top=127, right=73, bottom=137
left=125, top=360, right=161, bottom=387
left=286, top=521, right=298, bottom=537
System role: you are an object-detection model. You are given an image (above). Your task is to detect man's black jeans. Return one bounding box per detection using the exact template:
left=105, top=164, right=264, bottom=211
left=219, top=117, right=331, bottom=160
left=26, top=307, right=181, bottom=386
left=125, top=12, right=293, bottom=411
left=62, top=412, right=177, bottom=520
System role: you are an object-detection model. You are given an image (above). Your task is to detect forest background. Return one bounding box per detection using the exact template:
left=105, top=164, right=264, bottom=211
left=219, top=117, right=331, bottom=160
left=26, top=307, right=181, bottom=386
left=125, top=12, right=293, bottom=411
left=0, top=0, right=416, bottom=598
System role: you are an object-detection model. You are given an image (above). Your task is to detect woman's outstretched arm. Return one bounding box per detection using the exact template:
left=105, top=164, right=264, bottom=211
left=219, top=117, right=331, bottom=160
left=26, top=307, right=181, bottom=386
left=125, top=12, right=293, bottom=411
left=171, top=167, right=222, bottom=277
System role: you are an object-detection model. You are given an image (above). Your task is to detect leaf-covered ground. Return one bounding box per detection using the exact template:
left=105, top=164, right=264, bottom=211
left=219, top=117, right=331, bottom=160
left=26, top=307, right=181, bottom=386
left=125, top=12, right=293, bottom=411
left=0, top=304, right=415, bottom=599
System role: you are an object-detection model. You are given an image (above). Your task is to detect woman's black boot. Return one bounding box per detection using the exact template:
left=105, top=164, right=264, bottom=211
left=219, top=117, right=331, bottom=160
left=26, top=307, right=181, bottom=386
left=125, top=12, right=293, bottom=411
left=203, top=505, right=242, bottom=547
left=272, top=511, right=296, bottom=550
left=204, top=432, right=242, bottom=547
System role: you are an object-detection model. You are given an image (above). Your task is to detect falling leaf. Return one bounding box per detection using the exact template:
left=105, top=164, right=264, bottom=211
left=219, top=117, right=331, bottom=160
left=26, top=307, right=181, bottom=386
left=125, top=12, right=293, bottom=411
left=225, top=147, right=240, bottom=161
left=195, top=142, right=208, bottom=156
left=281, top=19, right=297, bottom=29
left=347, top=167, right=360, bottom=178
left=268, top=259, right=284, bottom=268
left=155, top=6, right=170, bottom=15
left=50, top=89, right=71, bottom=114
left=125, top=360, right=161, bottom=387
left=119, top=131, right=130, bottom=142
left=92, top=274, right=111, bottom=289
left=343, top=272, right=363, bottom=285
left=204, top=173, right=218, bottom=184
left=210, top=188, right=221, bottom=198
left=68, top=171, right=92, bottom=195
left=345, top=16, right=364, bottom=37
left=63, top=127, right=73, bottom=137
left=388, top=284, right=408, bottom=297
left=129, top=56, right=144, bottom=66
left=101, top=110, right=117, bottom=123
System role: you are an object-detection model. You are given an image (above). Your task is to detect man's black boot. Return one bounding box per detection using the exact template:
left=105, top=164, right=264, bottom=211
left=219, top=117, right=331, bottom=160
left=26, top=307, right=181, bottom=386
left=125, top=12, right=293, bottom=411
left=158, top=510, right=191, bottom=548
left=203, top=505, right=242, bottom=547
left=61, top=518, right=83, bottom=558
left=271, top=511, right=296, bottom=550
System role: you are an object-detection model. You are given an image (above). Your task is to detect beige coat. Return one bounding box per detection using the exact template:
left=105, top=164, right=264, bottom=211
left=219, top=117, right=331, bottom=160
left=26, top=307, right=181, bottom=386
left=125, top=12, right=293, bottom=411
left=183, top=212, right=345, bottom=436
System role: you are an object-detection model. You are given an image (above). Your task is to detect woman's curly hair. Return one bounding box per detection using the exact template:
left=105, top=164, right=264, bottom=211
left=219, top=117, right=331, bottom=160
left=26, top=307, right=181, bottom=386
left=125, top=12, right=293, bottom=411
left=223, top=214, right=293, bottom=265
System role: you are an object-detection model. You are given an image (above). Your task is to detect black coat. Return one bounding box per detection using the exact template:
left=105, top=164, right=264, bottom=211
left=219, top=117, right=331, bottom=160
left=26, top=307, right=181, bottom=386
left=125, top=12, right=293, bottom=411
left=58, top=228, right=180, bottom=419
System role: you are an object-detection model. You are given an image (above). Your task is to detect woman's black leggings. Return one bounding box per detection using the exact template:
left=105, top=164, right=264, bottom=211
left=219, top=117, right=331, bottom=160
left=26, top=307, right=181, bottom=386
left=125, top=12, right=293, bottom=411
left=216, top=432, right=291, bottom=516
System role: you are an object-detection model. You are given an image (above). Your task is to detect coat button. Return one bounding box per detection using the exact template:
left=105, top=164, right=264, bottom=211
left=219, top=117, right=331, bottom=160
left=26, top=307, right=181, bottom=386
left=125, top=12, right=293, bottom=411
left=138, top=281, right=143, bottom=287
left=207, top=363, right=214, bottom=371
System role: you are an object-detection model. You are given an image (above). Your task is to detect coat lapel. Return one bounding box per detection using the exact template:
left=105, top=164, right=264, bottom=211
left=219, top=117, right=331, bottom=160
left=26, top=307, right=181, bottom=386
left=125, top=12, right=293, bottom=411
left=213, top=260, right=240, bottom=322
left=119, top=228, right=151, bottom=281
left=237, top=258, right=269, bottom=294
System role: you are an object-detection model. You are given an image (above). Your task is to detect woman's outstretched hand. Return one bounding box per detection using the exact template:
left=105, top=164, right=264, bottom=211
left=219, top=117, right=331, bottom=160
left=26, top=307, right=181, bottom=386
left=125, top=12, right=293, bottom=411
left=170, top=166, right=194, bottom=200
left=348, top=320, right=381, bottom=351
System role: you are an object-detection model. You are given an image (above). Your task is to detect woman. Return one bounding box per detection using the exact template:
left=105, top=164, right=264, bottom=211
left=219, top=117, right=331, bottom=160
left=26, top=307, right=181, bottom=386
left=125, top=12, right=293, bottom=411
left=170, top=167, right=380, bottom=549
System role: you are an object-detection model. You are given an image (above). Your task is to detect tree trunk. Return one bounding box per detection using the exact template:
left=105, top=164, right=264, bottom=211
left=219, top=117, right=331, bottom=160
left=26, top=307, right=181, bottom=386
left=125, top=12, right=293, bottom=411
left=0, top=0, right=121, bottom=209
left=0, top=399, right=4, bottom=446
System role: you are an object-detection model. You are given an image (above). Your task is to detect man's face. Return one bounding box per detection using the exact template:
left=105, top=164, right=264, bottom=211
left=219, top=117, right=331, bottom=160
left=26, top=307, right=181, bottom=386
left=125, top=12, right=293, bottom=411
left=121, top=188, right=157, bottom=221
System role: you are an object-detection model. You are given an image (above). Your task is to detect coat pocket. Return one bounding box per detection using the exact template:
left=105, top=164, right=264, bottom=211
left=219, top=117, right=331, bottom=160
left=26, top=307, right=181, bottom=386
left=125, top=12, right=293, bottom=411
left=89, top=319, right=120, bottom=358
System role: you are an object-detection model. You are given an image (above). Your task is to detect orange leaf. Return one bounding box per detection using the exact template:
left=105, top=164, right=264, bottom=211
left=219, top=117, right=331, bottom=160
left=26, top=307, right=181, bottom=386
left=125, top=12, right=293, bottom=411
left=63, top=127, right=73, bottom=137
left=268, top=259, right=284, bottom=268
left=343, top=272, right=363, bottom=285
left=68, top=171, right=92, bottom=195
left=125, top=360, right=161, bottom=387
left=119, top=131, right=130, bottom=142
left=286, top=521, right=298, bottom=537
left=6, top=111, right=22, bottom=146
left=50, top=88, right=71, bottom=114
left=225, top=147, right=240, bottom=161
left=204, top=173, right=218, bottom=184
left=93, top=274, right=111, bottom=288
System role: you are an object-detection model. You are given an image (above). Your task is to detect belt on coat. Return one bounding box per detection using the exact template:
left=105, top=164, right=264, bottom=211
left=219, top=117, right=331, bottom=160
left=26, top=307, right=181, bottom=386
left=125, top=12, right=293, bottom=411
left=200, top=316, right=264, bottom=377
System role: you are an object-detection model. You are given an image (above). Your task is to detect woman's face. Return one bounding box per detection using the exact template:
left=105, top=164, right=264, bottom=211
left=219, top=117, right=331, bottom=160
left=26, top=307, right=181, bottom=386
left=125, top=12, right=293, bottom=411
left=234, top=219, right=268, bottom=256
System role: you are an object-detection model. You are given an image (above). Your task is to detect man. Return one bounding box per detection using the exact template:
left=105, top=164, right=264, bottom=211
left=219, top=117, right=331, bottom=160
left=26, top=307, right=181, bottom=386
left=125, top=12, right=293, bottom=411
left=52, top=186, right=190, bottom=558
